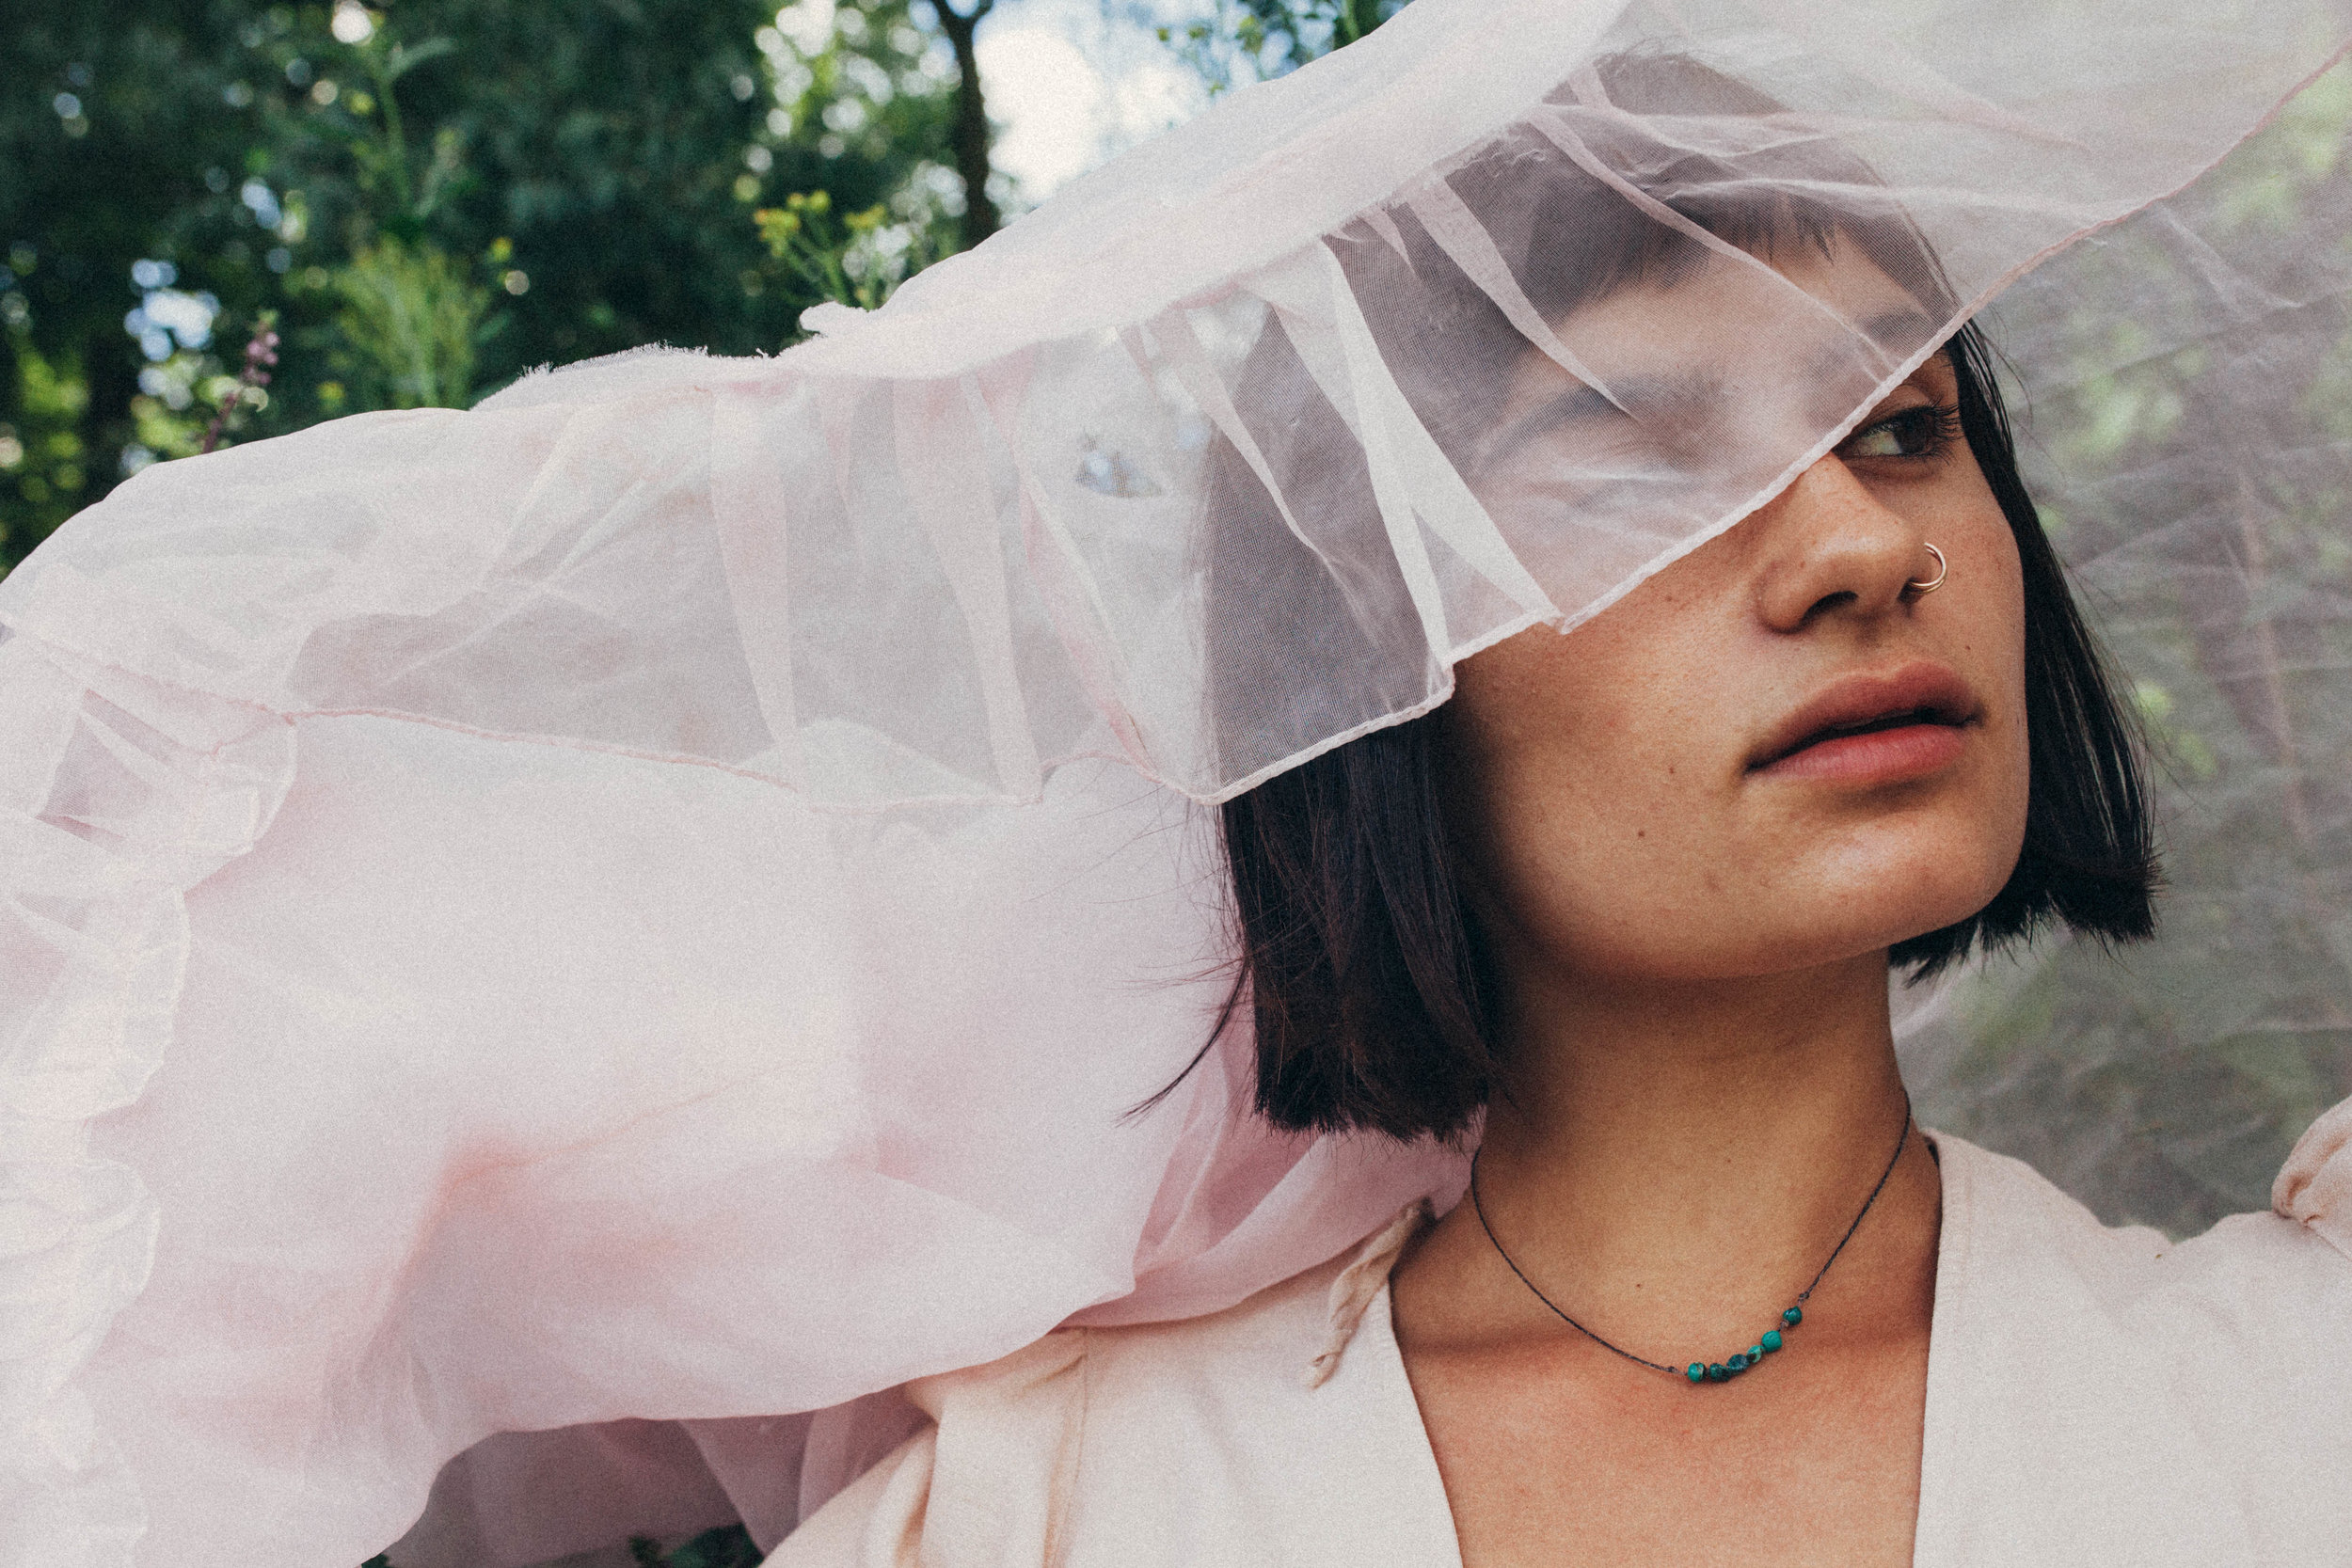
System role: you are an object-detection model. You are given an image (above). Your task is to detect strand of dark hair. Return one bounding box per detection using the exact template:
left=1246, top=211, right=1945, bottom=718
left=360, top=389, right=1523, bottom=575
left=1218, top=716, right=1501, bottom=1140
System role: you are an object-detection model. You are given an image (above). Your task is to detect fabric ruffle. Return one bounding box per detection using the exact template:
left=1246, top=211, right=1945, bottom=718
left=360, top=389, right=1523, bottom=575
left=0, top=632, right=296, bottom=1566
left=0, top=660, right=1461, bottom=1567
left=10, top=3, right=2345, bottom=807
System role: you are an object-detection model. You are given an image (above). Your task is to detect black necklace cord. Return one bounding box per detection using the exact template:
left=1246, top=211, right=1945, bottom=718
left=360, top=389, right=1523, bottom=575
left=1468, top=1094, right=1915, bottom=1382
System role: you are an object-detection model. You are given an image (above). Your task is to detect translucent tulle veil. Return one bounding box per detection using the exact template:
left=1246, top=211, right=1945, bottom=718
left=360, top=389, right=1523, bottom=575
left=5, top=1, right=2352, bottom=1562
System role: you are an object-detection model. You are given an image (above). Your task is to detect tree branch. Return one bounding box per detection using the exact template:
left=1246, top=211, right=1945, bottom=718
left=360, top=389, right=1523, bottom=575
left=930, top=0, right=999, bottom=244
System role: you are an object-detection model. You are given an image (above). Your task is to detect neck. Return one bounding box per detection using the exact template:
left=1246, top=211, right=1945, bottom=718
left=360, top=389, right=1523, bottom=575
left=1482, top=949, right=1910, bottom=1228
left=1404, top=947, right=1937, bottom=1361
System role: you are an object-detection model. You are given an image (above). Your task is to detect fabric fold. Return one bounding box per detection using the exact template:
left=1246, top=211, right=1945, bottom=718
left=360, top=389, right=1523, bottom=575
left=2275, top=1095, right=2352, bottom=1259
left=0, top=635, right=298, bottom=1568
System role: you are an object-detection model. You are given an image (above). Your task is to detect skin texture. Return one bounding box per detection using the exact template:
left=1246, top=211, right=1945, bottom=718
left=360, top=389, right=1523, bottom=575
left=1389, top=251, right=2029, bottom=1568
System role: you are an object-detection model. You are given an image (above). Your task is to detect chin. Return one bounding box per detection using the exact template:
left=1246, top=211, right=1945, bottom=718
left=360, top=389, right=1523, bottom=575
left=1802, top=833, right=2019, bottom=966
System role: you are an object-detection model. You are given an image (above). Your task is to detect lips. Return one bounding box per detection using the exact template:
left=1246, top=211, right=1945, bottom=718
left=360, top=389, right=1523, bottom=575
left=1749, top=662, right=1979, bottom=776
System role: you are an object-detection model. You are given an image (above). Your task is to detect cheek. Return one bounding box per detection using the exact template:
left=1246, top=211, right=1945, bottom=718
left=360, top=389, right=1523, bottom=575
left=1950, top=520, right=2032, bottom=833
left=1811, top=523, right=2030, bottom=933
left=1441, top=498, right=2037, bottom=980
left=1445, top=626, right=1739, bottom=954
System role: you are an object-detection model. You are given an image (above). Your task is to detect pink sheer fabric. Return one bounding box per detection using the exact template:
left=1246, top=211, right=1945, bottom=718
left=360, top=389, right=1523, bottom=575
left=0, top=667, right=1464, bottom=1564
left=6, top=1, right=2352, bottom=1563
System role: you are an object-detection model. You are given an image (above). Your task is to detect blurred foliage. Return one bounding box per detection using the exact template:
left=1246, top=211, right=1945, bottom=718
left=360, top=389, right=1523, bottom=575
left=355, top=1519, right=759, bottom=1567
left=1912, top=59, right=2352, bottom=1236
left=1152, top=0, right=1406, bottom=91
left=1, top=0, right=974, bottom=572
left=327, top=235, right=485, bottom=408
left=755, top=186, right=944, bottom=309
left=629, top=1525, right=764, bottom=1568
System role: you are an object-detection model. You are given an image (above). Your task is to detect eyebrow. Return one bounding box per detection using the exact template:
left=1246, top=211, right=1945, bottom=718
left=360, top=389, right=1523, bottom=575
left=1477, top=375, right=1679, bottom=473
left=1475, top=304, right=1949, bottom=474
left=1863, top=305, right=1943, bottom=344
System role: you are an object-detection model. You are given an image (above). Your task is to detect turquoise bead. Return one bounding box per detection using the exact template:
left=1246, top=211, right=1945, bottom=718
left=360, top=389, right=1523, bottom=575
left=1747, top=1344, right=1764, bottom=1360
left=1782, top=1306, right=1803, bottom=1327
left=1706, top=1362, right=1728, bottom=1382
left=1761, top=1329, right=1783, bottom=1353
left=1687, top=1363, right=1706, bottom=1384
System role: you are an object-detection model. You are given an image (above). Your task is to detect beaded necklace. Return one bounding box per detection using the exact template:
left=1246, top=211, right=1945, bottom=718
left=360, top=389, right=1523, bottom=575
left=1468, top=1098, right=1914, bottom=1386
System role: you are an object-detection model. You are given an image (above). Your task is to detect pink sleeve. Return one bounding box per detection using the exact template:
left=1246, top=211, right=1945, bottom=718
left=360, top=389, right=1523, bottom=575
left=2273, top=1096, right=2352, bottom=1261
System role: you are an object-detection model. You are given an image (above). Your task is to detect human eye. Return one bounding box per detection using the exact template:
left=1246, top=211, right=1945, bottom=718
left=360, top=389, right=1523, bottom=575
left=1838, top=403, right=1963, bottom=462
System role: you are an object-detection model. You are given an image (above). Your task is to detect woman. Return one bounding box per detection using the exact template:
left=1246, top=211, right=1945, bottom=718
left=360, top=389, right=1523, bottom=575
left=770, top=105, right=2344, bottom=1563
left=3, top=3, right=2347, bottom=1565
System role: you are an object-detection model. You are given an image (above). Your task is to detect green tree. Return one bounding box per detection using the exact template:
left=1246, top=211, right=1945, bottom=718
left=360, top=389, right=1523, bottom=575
left=0, top=1, right=258, bottom=562
left=755, top=0, right=972, bottom=293
left=930, top=0, right=1001, bottom=240
left=1152, top=0, right=1406, bottom=92
left=1, top=0, right=975, bottom=574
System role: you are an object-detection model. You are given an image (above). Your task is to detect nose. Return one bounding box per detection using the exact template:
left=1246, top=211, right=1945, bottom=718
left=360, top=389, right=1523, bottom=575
left=1750, top=454, right=1928, bottom=634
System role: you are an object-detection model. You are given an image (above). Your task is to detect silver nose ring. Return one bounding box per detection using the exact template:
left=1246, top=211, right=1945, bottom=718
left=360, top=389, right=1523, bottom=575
left=1904, top=542, right=1947, bottom=598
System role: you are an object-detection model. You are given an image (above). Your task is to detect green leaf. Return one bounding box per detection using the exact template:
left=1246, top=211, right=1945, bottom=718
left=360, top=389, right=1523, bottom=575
left=382, top=37, right=460, bottom=83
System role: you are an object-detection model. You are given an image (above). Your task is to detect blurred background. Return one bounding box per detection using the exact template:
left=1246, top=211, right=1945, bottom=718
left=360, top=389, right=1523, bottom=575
left=0, top=0, right=1406, bottom=574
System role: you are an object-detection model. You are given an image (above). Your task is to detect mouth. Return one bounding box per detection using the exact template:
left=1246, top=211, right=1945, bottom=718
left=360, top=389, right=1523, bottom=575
left=1749, top=663, right=1979, bottom=782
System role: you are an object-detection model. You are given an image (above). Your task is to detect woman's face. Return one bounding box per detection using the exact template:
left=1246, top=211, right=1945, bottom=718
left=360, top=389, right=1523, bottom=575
left=1444, top=261, right=2030, bottom=987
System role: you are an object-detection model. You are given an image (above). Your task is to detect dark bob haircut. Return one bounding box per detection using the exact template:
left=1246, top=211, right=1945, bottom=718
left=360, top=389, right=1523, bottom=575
left=1197, top=55, right=2160, bottom=1144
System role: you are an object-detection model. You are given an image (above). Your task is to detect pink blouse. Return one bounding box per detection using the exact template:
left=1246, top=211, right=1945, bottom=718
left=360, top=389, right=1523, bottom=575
left=771, top=1114, right=2352, bottom=1566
